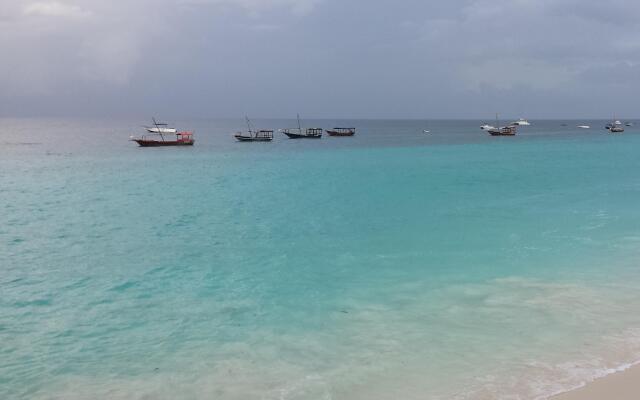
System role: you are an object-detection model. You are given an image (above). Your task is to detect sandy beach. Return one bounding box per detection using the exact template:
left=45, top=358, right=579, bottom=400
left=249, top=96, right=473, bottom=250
left=552, top=364, right=640, bottom=400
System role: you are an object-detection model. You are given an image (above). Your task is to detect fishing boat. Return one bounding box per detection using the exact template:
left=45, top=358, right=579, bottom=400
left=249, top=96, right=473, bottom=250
left=280, top=115, right=322, bottom=139
left=486, top=114, right=517, bottom=136
left=131, top=131, right=194, bottom=146
left=234, top=117, right=273, bottom=142
left=144, top=118, right=177, bottom=134
left=326, top=127, right=356, bottom=136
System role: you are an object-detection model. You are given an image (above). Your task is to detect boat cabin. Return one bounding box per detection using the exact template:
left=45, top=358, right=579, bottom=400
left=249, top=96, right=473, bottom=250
left=255, top=130, right=274, bottom=139
left=176, top=131, right=194, bottom=143
left=306, top=128, right=323, bottom=136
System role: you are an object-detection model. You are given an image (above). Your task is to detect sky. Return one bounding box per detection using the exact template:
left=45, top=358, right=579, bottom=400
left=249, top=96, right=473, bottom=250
left=1, top=0, right=639, bottom=119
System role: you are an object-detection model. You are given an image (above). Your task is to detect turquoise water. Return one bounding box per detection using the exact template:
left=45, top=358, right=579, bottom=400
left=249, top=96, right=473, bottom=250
left=3, top=119, right=640, bottom=399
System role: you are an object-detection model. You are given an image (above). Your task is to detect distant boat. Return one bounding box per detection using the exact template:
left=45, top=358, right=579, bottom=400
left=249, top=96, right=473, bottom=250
left=234, top=117, right=273, bottom=142
left=480, top=124, right=495, bottom=130
left=511, top=118, right=531, bottom=126
left=577, top=125, right=590, bottom=129
left=423, top=130, right=430, bottom=133
left=281, top=114, right=322, bottom=139
left=131, top=118, right=194, bottom=146
left=625, top=122, right=633, bottom=127
left=131, top=131, right=194, bottom=147
left=488, top=126, right=517, bottom=136
left=607, top=117, right=624, bottom=133
left=326, top=127, right=356, bottom=136
left=144, top=118, right=177, bottom=134
left=487, top=114, right=517, bottom=136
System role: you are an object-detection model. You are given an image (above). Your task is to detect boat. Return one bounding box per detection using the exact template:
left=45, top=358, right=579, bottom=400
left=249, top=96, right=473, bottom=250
left=625, top=122, right=633, bottom=127
left=131, top=131, right=194, bottom=146
left=486, top=114, right=517, bottom=136
left=326, top=127, right=356, bottom=136
left=606, top=118, right=624, bottom=133
left=144, top=118, right=177, bottom=134
left=480, top=124, right=495, bottom=130
left=488, top=126, right=517, bottom=136
left=280, top=114, right=322, bottom=139
left=577, top=125, right=590, bottom=129
left=511, top=118, right=531, bottom=126
left=234, top=117, right=273, bottom=142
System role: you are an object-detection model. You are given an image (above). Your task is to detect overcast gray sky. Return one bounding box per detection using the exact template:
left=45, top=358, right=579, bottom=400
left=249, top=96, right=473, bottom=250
left=1, top=0, right=639, bottom=118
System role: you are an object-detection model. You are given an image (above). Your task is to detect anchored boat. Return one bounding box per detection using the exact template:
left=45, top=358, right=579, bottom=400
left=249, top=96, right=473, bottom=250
left=606, top=118, right=624, bottom=133
left=486, top=114, right=517, bottom=136
left=326, top=127, right=356, bottom=136
left=144, top=118, right=177, bottom=134
left=131, top=131, right=194, bottom=147
left=280, top=114, right=322, bottom=139
left=234, top=117, right=273, bottom=142
left=131, top=118, right=194, bottom=146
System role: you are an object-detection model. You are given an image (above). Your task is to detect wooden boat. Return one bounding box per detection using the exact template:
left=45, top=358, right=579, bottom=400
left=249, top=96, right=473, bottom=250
left=131, top=131, right=194, bottom=146
left=486, top=114, right=516, bottom=136
left=281, top=114, right=322, bottom=139
left=234, top=117, right=273, bottom=142
left=488, top=126, right=517, bottom=136
left=282, top=128, right=322, bottom=139
left=235, top=130, right=273, bottom=141
left=326, top=127, right=356, bottom=136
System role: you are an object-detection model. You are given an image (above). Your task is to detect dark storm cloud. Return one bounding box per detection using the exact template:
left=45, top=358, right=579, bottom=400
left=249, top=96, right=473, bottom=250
left=1, top=0, right=639, bottom=118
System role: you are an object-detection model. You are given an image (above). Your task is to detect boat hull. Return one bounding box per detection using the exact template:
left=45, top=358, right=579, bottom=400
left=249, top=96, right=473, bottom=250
left=133, top=139, right=194, bottom=147
left=234, top=135, right=272, bottom=142
left=283, top=132, right=322, bottom=139
left=326, top=130, right=355, bottom=136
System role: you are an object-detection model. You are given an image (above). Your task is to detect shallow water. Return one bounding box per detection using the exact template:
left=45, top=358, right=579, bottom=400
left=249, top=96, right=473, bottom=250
left=2, top=118, right=640, bottom=399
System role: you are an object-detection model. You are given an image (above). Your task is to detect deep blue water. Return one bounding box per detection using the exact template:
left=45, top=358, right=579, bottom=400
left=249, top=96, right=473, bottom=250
left=2, top=118, right=640, bottom=399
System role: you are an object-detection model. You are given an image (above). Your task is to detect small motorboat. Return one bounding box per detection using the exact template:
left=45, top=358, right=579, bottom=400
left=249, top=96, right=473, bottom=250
left=480, top=124, right=495, bottom=130
left=234, top=117, right=273, bottom=142
left=144, top=118, right=177, bottom=134
left=280, top=114, right=322, bottom=139
left=607, top=118, right=624, bottom=133
left=577, top=125, right=590, bottom=129
left=423, top=130, right=430, bottom=133
left=326, top=127, right=356, bottom=136
left=131, top=131, right=194, bottom=146
left=511, top=118, right=531, bottom=126
left=625, top=122, right=633, bottom=127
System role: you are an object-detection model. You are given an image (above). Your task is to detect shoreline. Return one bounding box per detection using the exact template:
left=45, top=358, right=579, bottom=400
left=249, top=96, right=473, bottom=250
left=551, top=363, right=640, bottom=400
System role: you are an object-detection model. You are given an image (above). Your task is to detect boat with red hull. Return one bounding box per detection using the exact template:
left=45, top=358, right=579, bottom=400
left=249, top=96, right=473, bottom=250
left=326, top=127, right=356, bottom=136
left=131, top=131, right=194, bottom=147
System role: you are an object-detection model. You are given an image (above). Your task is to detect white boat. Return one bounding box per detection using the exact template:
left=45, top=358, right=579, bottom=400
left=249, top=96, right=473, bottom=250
left=511, top=118, right=531, bottom=126
left=480, top=124, right=495, bottom=130
left=144, top=118, right=177, bottom=134
left=146, top=126, right=177, bottom=134
left=577, top=125, right=590, bottom=129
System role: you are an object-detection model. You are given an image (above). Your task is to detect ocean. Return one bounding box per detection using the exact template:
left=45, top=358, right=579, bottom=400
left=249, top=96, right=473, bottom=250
left=2, top=118, right=640, bottom=399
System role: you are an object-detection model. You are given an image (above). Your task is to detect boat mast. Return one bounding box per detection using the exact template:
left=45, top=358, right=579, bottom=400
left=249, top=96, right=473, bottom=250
left=297, top=113, right=302, bottom=133
left=152, top=117, right=165, bottom=141
left=245, top=116, right=254, bottom=137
